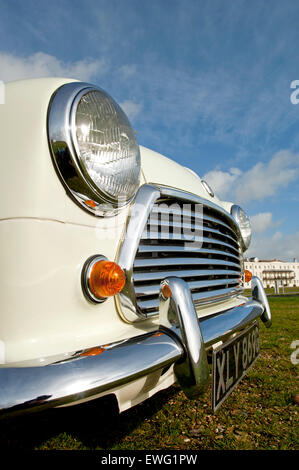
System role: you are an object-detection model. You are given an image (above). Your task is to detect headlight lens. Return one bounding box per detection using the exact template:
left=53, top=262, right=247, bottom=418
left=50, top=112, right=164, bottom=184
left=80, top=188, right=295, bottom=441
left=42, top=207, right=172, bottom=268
left=231, top=205, right=252, bottom=250
left=74, top=89, right=140, bottom=202
left=48, top=82, right=141, bottom=214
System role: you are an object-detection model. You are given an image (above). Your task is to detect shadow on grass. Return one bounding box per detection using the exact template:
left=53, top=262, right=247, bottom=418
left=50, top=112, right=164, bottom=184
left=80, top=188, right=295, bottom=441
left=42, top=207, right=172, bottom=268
left=0, top=385, right=181, bottom=450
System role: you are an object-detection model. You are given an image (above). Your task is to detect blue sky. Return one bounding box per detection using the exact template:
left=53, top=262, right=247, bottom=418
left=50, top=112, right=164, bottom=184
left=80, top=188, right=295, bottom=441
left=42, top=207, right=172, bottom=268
left=0, top=0, right=298, bottom=260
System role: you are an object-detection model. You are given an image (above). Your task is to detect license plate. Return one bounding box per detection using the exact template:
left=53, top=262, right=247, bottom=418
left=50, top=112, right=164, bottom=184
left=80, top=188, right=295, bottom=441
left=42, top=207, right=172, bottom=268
left=212, top=322, right=260, bottom=411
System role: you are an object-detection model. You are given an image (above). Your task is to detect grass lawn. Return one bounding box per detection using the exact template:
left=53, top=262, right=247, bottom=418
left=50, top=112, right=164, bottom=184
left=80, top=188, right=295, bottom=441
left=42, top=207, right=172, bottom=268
left=1, top=297, right=298, bottom=450
left=244, top=286, right=299, bottom=296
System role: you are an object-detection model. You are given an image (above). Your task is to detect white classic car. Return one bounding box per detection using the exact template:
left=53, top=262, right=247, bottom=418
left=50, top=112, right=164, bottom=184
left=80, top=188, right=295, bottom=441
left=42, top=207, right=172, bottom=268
left=0, top=78, right=271, bottom=417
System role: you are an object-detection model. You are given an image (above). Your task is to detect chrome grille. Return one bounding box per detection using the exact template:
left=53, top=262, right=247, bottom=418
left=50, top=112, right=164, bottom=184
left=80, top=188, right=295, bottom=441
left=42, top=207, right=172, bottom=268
left=133, top=195, right=243, bottom=315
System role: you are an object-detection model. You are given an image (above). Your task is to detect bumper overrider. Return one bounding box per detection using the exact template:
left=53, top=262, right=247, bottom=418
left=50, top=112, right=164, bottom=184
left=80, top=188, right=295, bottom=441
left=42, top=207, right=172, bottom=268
left=0, top=276, right=271, bottom=418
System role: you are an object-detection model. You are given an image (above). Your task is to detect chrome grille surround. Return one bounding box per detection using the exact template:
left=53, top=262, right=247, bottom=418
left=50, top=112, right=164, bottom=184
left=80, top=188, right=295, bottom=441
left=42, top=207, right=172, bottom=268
left=116, top=184, right=244, bottom=322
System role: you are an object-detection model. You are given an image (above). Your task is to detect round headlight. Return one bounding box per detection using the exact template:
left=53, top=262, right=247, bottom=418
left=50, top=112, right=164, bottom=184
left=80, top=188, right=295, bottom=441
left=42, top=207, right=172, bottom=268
left=231, top=205, right=252, bottom=250
left=48, top=82, right=140, bottom=214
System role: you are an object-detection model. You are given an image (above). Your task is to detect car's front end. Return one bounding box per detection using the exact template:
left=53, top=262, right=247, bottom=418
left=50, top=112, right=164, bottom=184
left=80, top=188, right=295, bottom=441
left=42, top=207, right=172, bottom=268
left=0, top=78, right=271, bottom=418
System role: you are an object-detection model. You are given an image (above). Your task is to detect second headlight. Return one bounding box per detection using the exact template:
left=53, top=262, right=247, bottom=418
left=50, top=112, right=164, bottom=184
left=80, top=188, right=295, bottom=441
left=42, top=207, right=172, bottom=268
left=231, top=205, right=252, bottom=251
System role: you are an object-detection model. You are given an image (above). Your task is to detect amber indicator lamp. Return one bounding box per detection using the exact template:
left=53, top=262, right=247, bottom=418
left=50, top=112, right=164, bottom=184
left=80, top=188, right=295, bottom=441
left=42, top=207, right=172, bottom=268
left=244, top=269, right=252, bottom=283
left=82, top=255, right=126, bottom=303
left=80, top=347, right=105, bottom=357
left=161, top=282, right=172, bottom=299
left=84, top=199, right=97, bottom=209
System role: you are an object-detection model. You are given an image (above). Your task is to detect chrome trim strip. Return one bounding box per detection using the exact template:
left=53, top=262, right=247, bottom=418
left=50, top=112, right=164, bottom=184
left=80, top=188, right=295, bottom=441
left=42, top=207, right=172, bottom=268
left=137, top=244, right=240, bottom=261
left=133, top=268, right=241, bottom=282
left=0, top=297, right=266, bottom=418
left=116, top=184, right=161, bottom=321
left=135, top=277, right=241, bottom=297
left=151, top=205, right=235, bottom=235
left=134, top=257, right=241, bottom=270
left=137, top=286, right=244, bottom=314
left=191, top=286, right=243, bottom=304
left=116, top=184, right=243, bottom=322
left=201, top=179, right=215, bottom=198
left=156, top=184, right=242, bottom=235
left=140, top=232, right=240, bottom=254
left=145, top=218, right=238, bottom=245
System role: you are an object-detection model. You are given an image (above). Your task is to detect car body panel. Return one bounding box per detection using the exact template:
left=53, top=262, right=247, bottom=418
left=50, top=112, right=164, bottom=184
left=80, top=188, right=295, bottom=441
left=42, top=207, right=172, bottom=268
left=0, top=78, right=270, bottom=417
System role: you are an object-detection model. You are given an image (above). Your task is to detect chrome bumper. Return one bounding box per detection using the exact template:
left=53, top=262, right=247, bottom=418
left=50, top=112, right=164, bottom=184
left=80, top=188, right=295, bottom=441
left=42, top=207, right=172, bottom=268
left=0, top=276, right=271, bottom=418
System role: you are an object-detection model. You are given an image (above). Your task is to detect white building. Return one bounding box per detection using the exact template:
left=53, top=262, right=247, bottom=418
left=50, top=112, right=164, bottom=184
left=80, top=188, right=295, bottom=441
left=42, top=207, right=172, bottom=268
left=244, top=257, right=299, bottom=289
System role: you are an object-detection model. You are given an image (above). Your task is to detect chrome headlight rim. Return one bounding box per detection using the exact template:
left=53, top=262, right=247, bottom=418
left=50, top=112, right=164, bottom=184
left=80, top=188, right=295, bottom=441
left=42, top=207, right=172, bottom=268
left=231, top=204, right=252, bottom=251
left=47, top=81, right=140, bottom=216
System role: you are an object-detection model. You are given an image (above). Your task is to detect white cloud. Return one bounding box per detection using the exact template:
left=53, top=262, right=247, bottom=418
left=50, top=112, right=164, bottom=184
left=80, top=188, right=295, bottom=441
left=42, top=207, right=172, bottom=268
left=119, top=99, right=143, bottom=121
left=246, top=230, right=299, bottom=262
left=250, top=212, right=276, bottom=234
left=120, top=64, right=137, bottom=79
left=236, top=151, right=298, bottom=204
left=203, top=150, right=299, bottom=204
left=0, top=51, right=106, bottom=83
left=245, top=213, right=296, bottom=262
left=202, top=167, right=241, bottom=200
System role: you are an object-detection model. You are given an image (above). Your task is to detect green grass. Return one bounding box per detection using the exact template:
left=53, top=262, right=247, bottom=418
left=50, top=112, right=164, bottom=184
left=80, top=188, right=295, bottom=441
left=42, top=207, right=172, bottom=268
left=1, top=297, right=298, bottom=450
left=244, top=286, right=299, bottom=296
